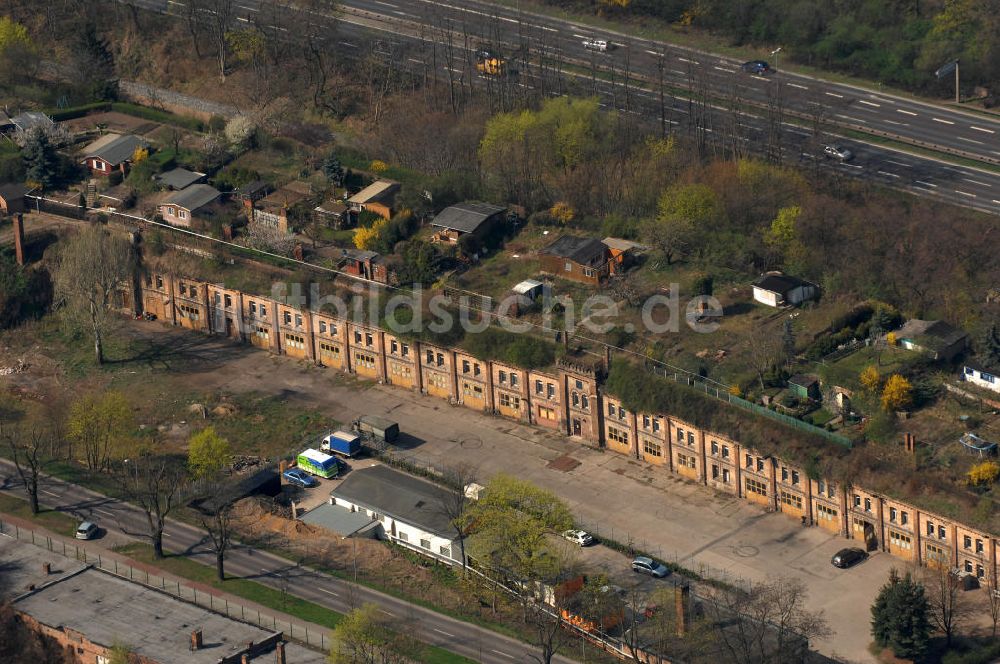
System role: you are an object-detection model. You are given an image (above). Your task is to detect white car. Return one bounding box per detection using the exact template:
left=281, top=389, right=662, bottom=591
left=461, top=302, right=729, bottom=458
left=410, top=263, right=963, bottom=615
left=75, top=521, right=98, bottom=540
left=582, top=39, right=608, bottom=52
left=823, top=145, right=854, bottom=161
left=562, top=529, right=594, bottom=546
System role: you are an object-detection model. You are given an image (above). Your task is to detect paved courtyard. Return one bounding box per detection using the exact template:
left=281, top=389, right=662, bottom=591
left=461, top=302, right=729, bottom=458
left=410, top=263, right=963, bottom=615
left=164, top=332, right=895, bottom=664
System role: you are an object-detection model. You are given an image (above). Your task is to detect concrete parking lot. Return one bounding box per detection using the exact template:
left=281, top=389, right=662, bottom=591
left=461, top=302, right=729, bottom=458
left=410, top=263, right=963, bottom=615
left=128, top=326, right=894, bottom=663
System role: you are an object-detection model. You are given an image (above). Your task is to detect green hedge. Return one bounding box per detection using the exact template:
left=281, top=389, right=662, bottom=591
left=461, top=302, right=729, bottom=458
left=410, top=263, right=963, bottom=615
left=48, top=102, right=204, bottom=131
left=462, top=327, right=557, bottom=370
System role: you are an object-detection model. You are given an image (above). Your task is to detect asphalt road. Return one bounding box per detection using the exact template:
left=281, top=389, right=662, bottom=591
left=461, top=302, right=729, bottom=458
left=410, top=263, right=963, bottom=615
left=0, top=460, right=575, bottom=664
left=119, top=0, right=1000, bottom=216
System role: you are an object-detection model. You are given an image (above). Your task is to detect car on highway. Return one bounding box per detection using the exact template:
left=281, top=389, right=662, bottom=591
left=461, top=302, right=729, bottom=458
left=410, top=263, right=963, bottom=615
left=75, top=521, right=99, bottom=540
left=824, top=144, right=855, bottom=161
left=741, top=60, right=770, bottom=75
left=582, top=38, right=609, bottom=52
left=831, top=547, right=868, bottom=569
left=562, top=529, right=595, bottom=546
left=283, top=468, right=319, bottom=488
left=631, top=556, right=671, bottom=578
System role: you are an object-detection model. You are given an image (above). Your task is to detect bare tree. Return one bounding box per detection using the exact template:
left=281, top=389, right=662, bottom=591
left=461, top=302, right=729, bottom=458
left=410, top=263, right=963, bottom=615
left=700, top=577, right=829, bottom=664
left=1, top=423, right=53, bottom=515
left=52, top=225, right=138, bottom=365
left=983, top=572, right=1000, bottom=638
left=437, top=463, right=477, bottom=573
left=200, top=499, right=235, bottom=581
left=745, top=324, right=782, bottom=393
left=118, top=455, right=186, bottom=559
left=924, top=565, right=970, bottom=648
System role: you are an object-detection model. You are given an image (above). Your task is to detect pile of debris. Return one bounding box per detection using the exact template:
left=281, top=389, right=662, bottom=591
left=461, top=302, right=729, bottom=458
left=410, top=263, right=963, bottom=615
left=0, top=360, right=28, bottom=376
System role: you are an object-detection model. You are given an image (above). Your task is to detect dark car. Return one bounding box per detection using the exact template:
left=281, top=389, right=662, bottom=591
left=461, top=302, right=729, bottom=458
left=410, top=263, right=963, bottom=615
left=283, top=468, right=319, bottom=488
left=831, top=547, right=868, bottom=568
left=741, top=60, right=770, bottom=75
left=632, top=556, right=671, bottom=578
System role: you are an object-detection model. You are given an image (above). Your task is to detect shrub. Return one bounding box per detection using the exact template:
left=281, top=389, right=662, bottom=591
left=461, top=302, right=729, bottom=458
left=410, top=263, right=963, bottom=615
left=881, top=374, right=913, bottom=412
left=860, top=366, right=880, bottom=393
left=462, top=327, right=557, bottom=370
left=968, top=461, right=1000, bottom=487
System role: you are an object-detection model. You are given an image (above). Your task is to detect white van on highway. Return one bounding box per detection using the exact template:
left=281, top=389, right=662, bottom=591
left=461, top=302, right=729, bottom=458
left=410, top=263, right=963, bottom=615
left=583, top=39, right=609, bottom=52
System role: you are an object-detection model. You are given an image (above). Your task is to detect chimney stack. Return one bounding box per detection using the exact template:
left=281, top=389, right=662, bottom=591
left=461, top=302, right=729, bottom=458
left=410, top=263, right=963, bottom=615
left=13, top=213, right=25, bottom=266
left=241, top=655, right=250, bottom=664
left=276, top=641, right=287, bottom=664
left=903, top=433, right=916, bottom=454
left=674, top=584, right=690, bottom=637
left=42, top=562, right=51, bottom=575
left=190, top=629, right=203, bottom=651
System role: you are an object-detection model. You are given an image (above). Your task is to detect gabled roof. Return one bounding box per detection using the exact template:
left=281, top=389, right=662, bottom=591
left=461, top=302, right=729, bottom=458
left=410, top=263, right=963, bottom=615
left=512, top=279, right=544, bottom=295
left=348, top=180, right=398, bottom=205
left=315, top=200, right=347, bottom=215
left=9, top=111, right=54, bottom=132
left=155, top=167, right=205, bottom=190
left=81, top=133, right=147, bottom=166
left=331, top=464, right=455, bottom=539
left=602, top=237, right=647, bottom=252
left=430, top=202, right=506, bottom=233
left=161, top=184, right=221, bottom=212
left=897, top=319, right=968, bottom=349
left=753, top=272, right=810, bottom=296
left=541, top=235, right=608, bottom=264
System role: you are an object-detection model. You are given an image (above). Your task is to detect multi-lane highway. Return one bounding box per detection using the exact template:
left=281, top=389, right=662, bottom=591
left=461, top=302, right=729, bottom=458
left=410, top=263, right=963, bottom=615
left=122, top=0, right=1000, bottom=215
left=0, top=460, right=574, bottom=664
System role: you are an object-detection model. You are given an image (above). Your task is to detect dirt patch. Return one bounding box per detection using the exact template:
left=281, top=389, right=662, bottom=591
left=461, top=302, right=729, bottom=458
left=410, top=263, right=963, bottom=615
left=546, top=454, right=581, bottom=472
left=62, top=111, right=159, bottom=136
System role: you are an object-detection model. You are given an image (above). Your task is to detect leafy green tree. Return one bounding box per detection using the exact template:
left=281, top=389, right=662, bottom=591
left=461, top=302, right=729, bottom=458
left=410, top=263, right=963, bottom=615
left=646, top=183, right=719, bottom=263
left=871, top=569, right=931, bottom=660
left=329, top=604, right=420, bottom=664
left=67, top=391, right=134, bottom=471
left=396, top=240, right=440, bottom=285
left=0, top=17, right=35, bottom=87
left=22, top=128, right=58, bottom=190
left=187, top=426, right=231, bottom=479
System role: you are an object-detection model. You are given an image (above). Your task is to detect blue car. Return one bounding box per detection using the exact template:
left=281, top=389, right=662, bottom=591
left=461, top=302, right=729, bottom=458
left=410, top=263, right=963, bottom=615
left=283, top=468, right=319, bottom=488
left=741, top=60, right=770, bottom=75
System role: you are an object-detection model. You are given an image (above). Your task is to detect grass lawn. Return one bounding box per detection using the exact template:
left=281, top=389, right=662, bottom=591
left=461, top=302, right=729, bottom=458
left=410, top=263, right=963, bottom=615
left=0, top=493, right=80, bottom=538
left=817, top=346, right=916, bottom=392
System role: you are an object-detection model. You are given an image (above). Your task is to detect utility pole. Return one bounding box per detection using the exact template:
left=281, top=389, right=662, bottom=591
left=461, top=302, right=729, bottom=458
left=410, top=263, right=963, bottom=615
left=955, top=61, right=960, bottom=103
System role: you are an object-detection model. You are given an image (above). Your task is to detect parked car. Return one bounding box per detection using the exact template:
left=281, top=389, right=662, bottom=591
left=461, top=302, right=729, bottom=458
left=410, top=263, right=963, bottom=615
left=823, top=144, right=854, bottom=161
left=631, top=556, right=670, bottom=578
left=741, top=60, right=770, bottom=74
left=75, top=521, right=98, bottom=540
left=582, top=39, right=609, bottom=52
left=562, top=529, right=594, bottom=546
left=831, top=547, right=868, bottom=568
left=283, top=468, right=319, bottom=488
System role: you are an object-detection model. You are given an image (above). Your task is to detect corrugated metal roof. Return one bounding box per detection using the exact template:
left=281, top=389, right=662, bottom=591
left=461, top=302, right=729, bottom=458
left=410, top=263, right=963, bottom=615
left=347, top=180, right=398, bottom=204
left=161, top=184, right=221, bottom=212
left=430, top=202, right=506, bottom=233
left=81, top=134, right=147, bottom=166
left=155, top=167, right=205, bottom=190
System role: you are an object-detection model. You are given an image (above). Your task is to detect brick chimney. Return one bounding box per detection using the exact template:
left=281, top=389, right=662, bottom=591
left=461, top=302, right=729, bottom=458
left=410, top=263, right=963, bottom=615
left=13, top=213, right=25, bottom=266
left=241, top=655, right=250, bottom=664
left=275, top=641, right=286, bottom=664
left=42, top=562, right=51, bottom=575
left=903, top=432, right=916, bottom=454
left=674, top=584, right=690, bottom=637
left=190, top=629, right=203, bottom=651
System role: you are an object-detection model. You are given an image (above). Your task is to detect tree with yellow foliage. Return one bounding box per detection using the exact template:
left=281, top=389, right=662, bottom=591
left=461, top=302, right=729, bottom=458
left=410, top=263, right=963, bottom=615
left=968, top=461, right=1000, bottom=487
left=132, top=147, right=149, bottom=164
left=549, top=201, right=574, bottom=224
left=353, top=218, right=386, bottom=251
left=860, top=366, right=880, bottom=393
left=369, top=160, right=388, bottom=174
left=886, top=331, right=897, bottom=346
left=881, top=374, right=913, bottom=412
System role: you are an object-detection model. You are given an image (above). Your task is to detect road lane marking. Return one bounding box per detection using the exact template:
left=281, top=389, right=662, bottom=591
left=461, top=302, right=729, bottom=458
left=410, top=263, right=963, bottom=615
left=318, top=587, right=340, bottom=597
left=955, top=190, right=977, bottom=197
left=40, top=489, right=60, bottom=497
left=993, top=200, right=1000, bottom=205
left=788, top=83, right=807, bottom=90
left=897, top=109, right=917, bottom=116
left=433, top=628, right=456, bottom=637
left=958, top=136, right=985, bottom=145
left=644, top=49, right=660, bottom=55
left=887, top=160, right=911, bottom=167
left=884, top=120, right=905, bottom=126
left=825, top=92, right=844, bottom=98
left=339, top=41, right=358, bottom=48
left=373, top=0, right=399, bottom=6
left=858, top=100, right=880, bottom=107
left=836, top=114, right=866, bottom=123
left=915, top=180, right=937, bottom=187
left=932, top=117, right=954, bottom=125
left=964, top=178, right=991, bottom=187
left=380, top=609, right=395, bottom=617
left=94, top=508, right=115, bottom=517
left=677, top=57, right=699, bottom=65
left=491, top=650, right=515, bottom=659
left=407, top=58, right=424, bottom=64
left=713, top=65, right=729, bottom=72
left=670, top=69, right=686, bottom=75
left=572, top=34, right=587, bottom=39
left=877, top=171, right=900, bottom=179
left=971, top=126, right=996, bottom=134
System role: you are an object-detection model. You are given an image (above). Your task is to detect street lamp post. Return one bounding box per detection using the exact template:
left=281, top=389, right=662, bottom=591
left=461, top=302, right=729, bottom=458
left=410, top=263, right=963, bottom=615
left=771, top=47, right=782, bottom=71
left=935, top=59, right=960, bottom=103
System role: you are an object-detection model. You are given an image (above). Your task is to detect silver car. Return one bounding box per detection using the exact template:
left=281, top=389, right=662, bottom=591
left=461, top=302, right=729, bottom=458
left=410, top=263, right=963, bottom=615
left=824, top=145, right=854, bottom=161
left=632, top=556, right=670, bottom=578
left=75, top=521, right=98, bottom=540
